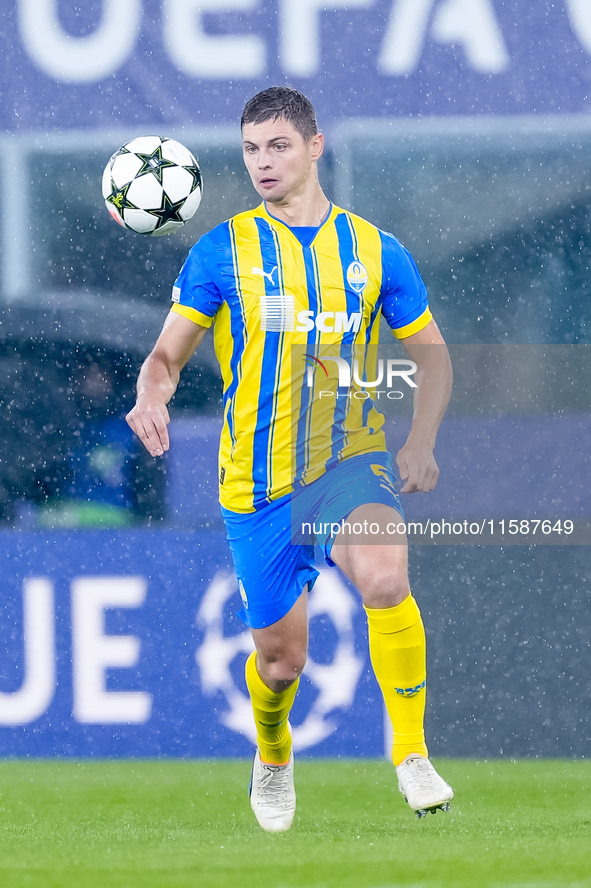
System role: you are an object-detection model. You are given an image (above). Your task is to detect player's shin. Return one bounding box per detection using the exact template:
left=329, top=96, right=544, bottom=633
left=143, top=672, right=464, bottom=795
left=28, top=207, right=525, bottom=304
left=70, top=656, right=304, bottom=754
left=364, top=595, right=428, bottom=766
left=245, top=651, right=298, bottom=764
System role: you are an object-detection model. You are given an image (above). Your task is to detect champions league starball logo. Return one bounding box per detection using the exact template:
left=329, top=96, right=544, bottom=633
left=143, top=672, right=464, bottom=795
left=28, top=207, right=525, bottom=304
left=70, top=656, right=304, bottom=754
left=195, top=569, right=364, bottom=750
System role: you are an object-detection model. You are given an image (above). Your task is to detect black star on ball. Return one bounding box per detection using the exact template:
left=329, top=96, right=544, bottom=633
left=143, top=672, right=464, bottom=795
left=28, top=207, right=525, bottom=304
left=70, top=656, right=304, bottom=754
left=151, top=192, right=187, bottom=229
left=186, top=164, right=203, bottom=194
left=131, top=145, right=177, bottom=185
left=106, top=179, right=135, bottom=212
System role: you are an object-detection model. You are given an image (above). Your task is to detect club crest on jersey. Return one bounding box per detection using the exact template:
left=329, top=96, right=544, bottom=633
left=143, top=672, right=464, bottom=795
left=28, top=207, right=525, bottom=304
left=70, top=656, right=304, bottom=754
left=346, top=261, right=368, bottom=293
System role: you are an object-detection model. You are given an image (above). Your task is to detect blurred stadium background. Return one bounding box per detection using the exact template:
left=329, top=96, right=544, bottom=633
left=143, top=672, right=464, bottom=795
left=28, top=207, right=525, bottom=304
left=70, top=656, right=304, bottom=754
left=0, top=0, right=590, bottom=760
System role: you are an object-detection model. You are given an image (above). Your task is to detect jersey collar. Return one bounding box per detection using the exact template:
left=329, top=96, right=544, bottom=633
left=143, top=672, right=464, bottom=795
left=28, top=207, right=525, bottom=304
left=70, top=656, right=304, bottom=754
left=259, top=201, right=338, bottom=241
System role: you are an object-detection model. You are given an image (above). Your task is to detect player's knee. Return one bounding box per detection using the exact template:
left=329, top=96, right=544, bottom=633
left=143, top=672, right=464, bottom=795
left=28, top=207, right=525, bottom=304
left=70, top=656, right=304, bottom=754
left=357, top=568, right=410, bottom=608
left=258, top=649, right=307, bottom=686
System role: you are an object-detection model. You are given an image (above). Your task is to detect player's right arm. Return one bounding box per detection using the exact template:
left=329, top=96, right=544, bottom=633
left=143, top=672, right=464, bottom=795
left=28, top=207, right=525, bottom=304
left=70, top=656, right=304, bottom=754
left=126, top=311, right=208, bottom=457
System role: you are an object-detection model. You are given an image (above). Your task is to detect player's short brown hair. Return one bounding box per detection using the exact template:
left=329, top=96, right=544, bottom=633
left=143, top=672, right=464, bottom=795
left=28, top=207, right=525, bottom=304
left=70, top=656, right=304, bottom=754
left=241, top=87, right=319, bottom=142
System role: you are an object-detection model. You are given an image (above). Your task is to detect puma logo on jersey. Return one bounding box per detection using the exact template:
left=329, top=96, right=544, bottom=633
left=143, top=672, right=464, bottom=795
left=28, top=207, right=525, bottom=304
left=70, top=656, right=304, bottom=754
left=252, top=266, right=277, bottom=287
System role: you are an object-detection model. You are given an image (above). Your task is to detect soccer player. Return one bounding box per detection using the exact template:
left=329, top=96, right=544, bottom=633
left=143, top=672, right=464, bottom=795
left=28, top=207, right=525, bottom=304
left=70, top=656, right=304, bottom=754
left=127, top=87, right=454, bottom=831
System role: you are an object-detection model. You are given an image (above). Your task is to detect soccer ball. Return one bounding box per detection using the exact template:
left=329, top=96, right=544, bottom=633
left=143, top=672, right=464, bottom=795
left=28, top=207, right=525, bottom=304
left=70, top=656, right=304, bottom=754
left=102, top=135, right=203, bottom=236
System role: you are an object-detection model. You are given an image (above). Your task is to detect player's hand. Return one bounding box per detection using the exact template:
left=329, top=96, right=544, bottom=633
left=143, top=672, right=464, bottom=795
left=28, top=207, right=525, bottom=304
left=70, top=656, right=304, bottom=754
left=396, top=441, right=439, bottom=493
left=126, top=398, right=171, bottom=457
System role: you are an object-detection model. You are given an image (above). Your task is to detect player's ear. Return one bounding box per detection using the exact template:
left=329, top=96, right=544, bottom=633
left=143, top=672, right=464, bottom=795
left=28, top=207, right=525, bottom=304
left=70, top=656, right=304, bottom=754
left=310, top=132, right=324, bottom=161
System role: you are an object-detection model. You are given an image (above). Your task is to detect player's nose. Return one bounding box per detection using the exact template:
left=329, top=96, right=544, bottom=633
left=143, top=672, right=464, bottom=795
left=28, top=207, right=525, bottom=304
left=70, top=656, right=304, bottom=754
left=258, top=150, right=272, bottom=169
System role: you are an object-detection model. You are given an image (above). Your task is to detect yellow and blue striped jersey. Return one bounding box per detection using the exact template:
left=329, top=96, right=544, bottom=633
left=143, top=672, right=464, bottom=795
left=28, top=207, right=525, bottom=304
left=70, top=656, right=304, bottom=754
left=171, top=202, right=431, bottom=512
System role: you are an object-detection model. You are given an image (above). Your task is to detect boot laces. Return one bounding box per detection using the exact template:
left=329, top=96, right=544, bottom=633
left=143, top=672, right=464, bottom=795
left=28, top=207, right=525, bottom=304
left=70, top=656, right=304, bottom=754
left=258, top=763, right=291, bottom=804
left=402, top=756, right=440, bottom=792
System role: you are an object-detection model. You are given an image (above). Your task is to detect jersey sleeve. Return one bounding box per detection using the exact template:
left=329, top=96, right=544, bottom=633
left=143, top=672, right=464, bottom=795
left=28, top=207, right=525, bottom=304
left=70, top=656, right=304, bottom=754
left=170, top=233, right=223, bottom=328
left=379, top=231, right=432, bottom=339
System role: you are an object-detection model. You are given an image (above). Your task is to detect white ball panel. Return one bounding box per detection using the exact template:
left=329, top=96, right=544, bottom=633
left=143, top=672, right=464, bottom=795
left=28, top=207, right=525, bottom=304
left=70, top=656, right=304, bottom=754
left=123, top=208, right=158, bottom=234
left=161, top=166, right=193, bottom=202
left=101, top=164, right=113, bottom=199
left=161, top=138, right=198, bottom=167
left=179, top=185, right=203, bottom=221
left=110, top=152, right=143, bottom=188
left=151, top=219, right=185, bottom=236
left=127, top=175, right=164, bottom=210
left=105, top=200, right=125, bottom=226
left=124, top=135, right=163, bottom=155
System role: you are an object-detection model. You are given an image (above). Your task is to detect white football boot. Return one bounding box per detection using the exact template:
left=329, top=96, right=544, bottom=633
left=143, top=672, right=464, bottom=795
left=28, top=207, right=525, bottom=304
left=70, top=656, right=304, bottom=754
left=249, top=750, right=296, bottom=832
left=396, top=754, right=454, bottom=818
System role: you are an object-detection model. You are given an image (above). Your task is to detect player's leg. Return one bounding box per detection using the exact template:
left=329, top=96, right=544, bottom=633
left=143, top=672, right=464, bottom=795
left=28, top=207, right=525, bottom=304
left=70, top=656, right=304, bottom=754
left=222, top=495, right=316, bottom=832
left=331, top=504, right=428, bottom=763
left=248, top=588, right=308, bottom=762
left=331, top=502, right=453, bottom=816
left=246, top=591, right=308, bottom=832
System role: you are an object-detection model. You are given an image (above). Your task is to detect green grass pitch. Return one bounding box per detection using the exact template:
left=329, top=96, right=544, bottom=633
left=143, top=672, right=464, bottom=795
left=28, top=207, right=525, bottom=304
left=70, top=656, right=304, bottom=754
left=0, top=759, right=588, bottom=888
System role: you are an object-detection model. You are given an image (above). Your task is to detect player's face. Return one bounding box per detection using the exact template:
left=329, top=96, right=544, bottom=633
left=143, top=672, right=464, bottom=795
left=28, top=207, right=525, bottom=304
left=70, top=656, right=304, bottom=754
left=242, top=117, right=323, bottom=204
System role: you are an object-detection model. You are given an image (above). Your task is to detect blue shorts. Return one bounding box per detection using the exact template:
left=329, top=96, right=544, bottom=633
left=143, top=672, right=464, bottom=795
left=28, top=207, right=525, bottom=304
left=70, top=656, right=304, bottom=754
left=222, top=451, right=404, bottom=629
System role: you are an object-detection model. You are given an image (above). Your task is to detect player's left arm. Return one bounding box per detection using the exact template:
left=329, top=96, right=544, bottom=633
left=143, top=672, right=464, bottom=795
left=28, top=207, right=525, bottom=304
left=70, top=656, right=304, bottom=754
left=396, top=318, right=452, bottom=493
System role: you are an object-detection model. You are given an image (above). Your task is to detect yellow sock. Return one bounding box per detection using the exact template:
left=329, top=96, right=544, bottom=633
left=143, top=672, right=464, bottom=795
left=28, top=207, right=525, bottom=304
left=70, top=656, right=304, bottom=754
left=365, top=595, right=428, bottom=767
left=245, top=651, right=298, bottom=765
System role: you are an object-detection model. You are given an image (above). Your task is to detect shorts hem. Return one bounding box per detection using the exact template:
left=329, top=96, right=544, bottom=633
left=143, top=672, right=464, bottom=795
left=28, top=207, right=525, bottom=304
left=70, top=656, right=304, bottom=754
left=236, top=565, right=319, bottom=629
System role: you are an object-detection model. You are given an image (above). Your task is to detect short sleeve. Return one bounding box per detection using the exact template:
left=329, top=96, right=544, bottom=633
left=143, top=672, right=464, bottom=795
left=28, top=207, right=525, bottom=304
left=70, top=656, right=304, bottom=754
left=170, top=233, right=223, bottom=328
left=379, top=231, right=432, bottom=339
